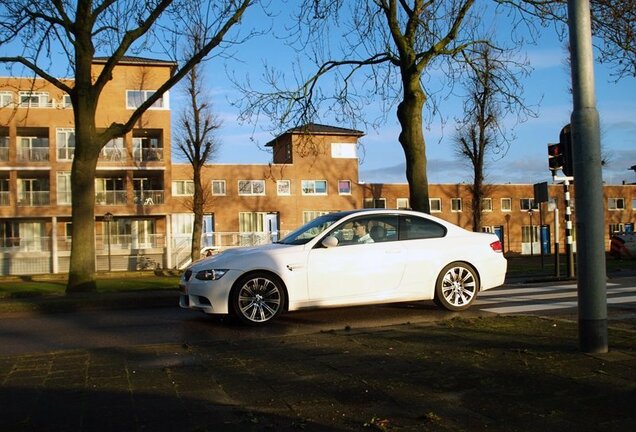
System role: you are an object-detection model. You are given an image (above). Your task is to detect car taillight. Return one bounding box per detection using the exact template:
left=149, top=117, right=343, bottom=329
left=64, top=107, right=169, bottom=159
left=489, top=240, right=503, bottom=253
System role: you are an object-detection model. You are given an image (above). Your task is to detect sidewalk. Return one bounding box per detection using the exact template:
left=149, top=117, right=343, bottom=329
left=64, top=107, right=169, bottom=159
left=1, top=315, right=635, bottom=431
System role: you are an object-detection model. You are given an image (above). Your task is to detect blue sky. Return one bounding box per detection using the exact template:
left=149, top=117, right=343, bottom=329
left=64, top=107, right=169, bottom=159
left=183, top=4, right=636, bottom=187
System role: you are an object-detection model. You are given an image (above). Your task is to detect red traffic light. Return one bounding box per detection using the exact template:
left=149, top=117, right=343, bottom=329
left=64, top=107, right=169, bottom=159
left=548, top=143, right=564, bottom=170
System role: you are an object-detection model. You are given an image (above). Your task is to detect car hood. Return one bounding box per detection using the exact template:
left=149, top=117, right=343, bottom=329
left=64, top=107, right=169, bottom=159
left=189, top=243, right=302, bottom=271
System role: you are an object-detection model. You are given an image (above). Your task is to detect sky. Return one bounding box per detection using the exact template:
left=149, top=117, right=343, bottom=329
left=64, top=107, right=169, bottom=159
left=181, top=3, right=636, bottom=187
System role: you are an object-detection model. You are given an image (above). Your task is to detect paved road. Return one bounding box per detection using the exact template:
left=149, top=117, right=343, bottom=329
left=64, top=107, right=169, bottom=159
left=1, top=277, right=634, bottom=356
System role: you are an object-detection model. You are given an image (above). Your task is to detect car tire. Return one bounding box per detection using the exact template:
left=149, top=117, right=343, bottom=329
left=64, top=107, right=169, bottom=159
left=230, top=272, right=286, bottom=325
left=434, top=262, right=479, bottom=311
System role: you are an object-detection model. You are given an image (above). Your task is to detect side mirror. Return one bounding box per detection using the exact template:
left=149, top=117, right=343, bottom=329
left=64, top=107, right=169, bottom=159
left=321, top=236, right=339, bottom=248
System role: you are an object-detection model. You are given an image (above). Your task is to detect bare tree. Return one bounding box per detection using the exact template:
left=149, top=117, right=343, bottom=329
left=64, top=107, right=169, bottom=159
left=236, top=1, right=633, bottom=214
left=174, top=32, right=221, bottom=262
left=498, top=0, right=635, bottom=80
left=453, top=44, right=534, bottom=232
left=0, top=0, right=254, bottom=292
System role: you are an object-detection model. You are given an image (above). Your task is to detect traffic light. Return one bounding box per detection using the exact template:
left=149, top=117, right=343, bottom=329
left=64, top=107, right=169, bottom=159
left=559, top=124, right=573, bottom=177
left=548, top=143, right=564, bottom=171
left=547, top=124, right=574, bottom=176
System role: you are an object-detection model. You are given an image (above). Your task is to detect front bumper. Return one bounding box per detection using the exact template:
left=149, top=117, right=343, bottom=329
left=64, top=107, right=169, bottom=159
left=178, top=269, right=243, bottom=315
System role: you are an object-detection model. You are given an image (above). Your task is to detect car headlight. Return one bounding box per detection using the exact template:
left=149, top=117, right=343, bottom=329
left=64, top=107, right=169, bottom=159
left=195, top=269, right=229, bottom=281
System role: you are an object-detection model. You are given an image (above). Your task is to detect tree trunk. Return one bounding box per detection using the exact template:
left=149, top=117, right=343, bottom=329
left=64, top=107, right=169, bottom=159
left=190, top=168, right=204, bottom=261
left=472, top=167, right=483, bottom=232
left=67, top=133, right=99, bottom=292
left=397, top=73, right=430, bottom=213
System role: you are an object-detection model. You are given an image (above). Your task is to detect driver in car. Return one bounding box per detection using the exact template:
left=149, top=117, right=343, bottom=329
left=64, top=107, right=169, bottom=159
left=352, top=221, right=374, bottom=244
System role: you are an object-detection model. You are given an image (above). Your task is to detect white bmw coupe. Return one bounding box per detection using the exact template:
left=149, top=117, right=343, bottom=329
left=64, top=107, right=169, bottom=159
left=180, top=209, right=507, bottom=325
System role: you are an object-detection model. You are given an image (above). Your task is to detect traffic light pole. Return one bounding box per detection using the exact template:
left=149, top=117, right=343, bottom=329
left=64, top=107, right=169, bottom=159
left=553, top=175, right=575, bottom=280
left=568, top=0, right=607, bottom=353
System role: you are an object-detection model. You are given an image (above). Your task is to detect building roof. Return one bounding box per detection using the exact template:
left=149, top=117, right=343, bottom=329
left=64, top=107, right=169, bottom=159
left=265, top=123, right=364, bottom=147
left=92, top=56, right=178, bottom=68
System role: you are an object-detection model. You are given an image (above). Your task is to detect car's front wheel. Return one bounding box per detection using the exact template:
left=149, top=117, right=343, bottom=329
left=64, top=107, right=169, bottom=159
left=230, top=272, right=286, bottom=325
left=434, top=262, right=479, bottom=311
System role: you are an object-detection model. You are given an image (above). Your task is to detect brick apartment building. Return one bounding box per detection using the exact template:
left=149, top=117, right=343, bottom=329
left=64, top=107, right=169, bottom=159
left=0, top=58, right=634, bottom=275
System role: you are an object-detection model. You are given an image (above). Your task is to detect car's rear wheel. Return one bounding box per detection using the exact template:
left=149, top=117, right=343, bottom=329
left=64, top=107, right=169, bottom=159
left=230, top=272, right=286, bottom=325
left=434, top=262, right=479, bottom=311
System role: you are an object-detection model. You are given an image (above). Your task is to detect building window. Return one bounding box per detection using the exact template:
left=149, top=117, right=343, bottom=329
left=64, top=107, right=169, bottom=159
left=19, top=91, right=50, bottom=108
left=397, top=198, right=410, bottom=209
left=338, top=180, right=351, bottom=195
left=451, top=198, right=462, bottom=212
left=56, top=128, right=75, bottom=161
left=608, top=197, right=625, bottom=211
left=430, top=198, right=442, bottom=213
left=238, top=180, right=265, bottom=196
left=302, top=180, right=327, bottom=195
left=172, top=180, right=194, bottom=196
left=101, top=138, right=125, bottom=161
left=633, top=199, right=636, bottom=210
left=126, top=90, right=168, bottom=109
left=62, top=94, right=72, bottom=108
left=277, top=180, right=291, bottom=196
left=331, top=143, right=357, bottom=158
left=57, top=172, right=72, bottom=205
left=302, top=210, right=331, bottom=224
left=364, top=198, right=386, bottom=208
left=212, top=180, right=226, bottom=196
left=501, top=198, right=512, bottom=212
left=0, top=92, right=12, bottom=108
left=481, top=198, right=493, bottom=212
left=520, top=198, right=539, bottom=211
left=239, top=212, right=266, bottom=232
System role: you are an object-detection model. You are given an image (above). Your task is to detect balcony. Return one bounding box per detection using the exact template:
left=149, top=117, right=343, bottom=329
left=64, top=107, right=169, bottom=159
left=0, top=236, right=50, bottom=252
left=133, top=147, right=163, bottom=162
left=95, top=191, right=127, bottom=205
left=17, top=147, right=49, bottom=162
left=57, top=147, right=75, bottom=161
left=99, top=147, right=127, bottom=162
left=133, top=190, right=164, bottom=205
left=18, top=191, right=50, bottom=206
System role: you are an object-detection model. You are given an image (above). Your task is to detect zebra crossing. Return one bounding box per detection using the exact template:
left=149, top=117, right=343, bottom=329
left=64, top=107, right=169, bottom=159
left=476, top=282, right=636, bottom=315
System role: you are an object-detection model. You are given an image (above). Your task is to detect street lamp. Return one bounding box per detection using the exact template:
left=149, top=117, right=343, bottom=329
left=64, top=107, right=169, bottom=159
left=528, top=209, right=534, bottom=257
left=104, top=212, right=113, bottom=272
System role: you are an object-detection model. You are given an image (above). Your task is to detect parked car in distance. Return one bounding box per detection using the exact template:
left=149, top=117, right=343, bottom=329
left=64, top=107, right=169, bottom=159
left=179, top=209, right=507, bottom=325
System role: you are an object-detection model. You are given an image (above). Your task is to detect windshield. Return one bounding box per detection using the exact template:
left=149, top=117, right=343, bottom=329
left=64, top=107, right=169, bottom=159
left=278, top=213, right=343, bottom=245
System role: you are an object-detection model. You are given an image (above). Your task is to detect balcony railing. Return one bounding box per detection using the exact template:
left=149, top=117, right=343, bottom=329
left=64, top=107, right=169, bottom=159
left=17, top=147, right=49, bottom=162
left=0, top=191, right=8, bottom=206
left=0, top=147, right=8, bottom=161
left=133, top=148, right=163, bottom=162
left=95, top=191, right=127, bottom=205
left=99, top=147, right=127, bottom=162
left=0, top=237, right=50, bottom=252
left=18, top=191, right=50, bottom=206
left=133, top=190, right=164, bottom=205
left=97, top=234, right=165, bottom=250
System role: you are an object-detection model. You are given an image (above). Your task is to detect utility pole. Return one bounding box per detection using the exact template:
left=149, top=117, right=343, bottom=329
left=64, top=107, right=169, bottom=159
left=568, top=0, right=608, bottom=353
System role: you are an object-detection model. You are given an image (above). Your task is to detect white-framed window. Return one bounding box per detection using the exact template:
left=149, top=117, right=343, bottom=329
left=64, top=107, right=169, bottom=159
left=172, top=180, right=194, bottom=196
left=451, top=198, right=462, bottom=212
left=363, top=198, right=386, bottom=208
left=608, top=197, right=625, bottom=211
left=397, top=198, right=410, bottom=209
left=57, top=172, right=72, bottom=205
left=19, top=91, right=50, bottom=108
left=211, top=180, right=226, bottom=196
left=277, top=180, right=291, bottom=196
left=331, top=143, right=357, bottom=158
left=56, top=128, right=75, bottom=161
left=430, top=198, right=441, bottom=213
left=62, top=94, right=72, bottom=108
left=520, top=198, right=539, bottom=211
left=302, top=180, right=327, bottom=195
left=238, top=180, right=265, bottom=196
left=302, top=210, right=331, bottom=224
left=501, top=198, right=512, bottom=212
left=0, top=92, right=12, bottom=108
left=338, top=180, right=351, bottom=195
left=481, top=198, right=493, bottom=212
left=126, top=90, right=168, bottom=109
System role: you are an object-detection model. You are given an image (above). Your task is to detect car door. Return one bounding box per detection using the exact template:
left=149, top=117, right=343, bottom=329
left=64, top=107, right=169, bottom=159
left=305, top=215, right=404, bottom=305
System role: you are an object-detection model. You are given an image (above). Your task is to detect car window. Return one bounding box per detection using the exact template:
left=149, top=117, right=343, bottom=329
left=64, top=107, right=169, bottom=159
left=398, top=215, right=446, bottom=240
left=327, top=215, right=399, bottom=246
